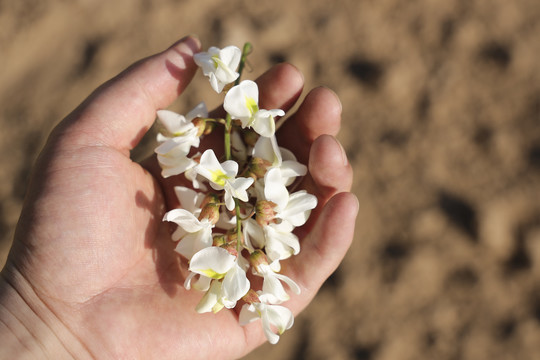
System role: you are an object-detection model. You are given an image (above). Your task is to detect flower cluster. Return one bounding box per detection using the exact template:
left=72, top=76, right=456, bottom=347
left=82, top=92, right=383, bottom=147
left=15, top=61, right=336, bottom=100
left=156, top=44, right=317, bottom=344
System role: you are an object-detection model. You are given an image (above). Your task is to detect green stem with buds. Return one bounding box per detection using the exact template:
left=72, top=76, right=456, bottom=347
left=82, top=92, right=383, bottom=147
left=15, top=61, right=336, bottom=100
left=223, top=42, right=253, bottom=253
left=224, top=42, right=252, bottom=161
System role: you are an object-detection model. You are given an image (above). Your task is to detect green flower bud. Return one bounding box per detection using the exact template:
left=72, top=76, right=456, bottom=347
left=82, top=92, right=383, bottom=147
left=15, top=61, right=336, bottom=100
left=256, top=200, right=277, bottom=226
left=248, top=157, right=272, bottom=179
left=249, top=250, right=269, bottom=270
left=212, top=234, right=227, bottom=247
left=220, top=242, right=238, bottom=257
left=198, top=203, right=220, bottom=225
left=201, top=193, right=220, bottom=208
left=191, top=117, right=207, bottom=137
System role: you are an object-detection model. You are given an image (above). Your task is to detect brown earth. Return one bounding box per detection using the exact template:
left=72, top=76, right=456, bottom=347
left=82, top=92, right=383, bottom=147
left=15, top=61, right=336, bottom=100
left=1, top=0, right=540, bottom=359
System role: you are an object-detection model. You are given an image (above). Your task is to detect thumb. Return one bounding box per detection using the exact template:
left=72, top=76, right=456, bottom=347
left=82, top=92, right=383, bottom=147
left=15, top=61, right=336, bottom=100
left=54, top=36, right=201, bottom=153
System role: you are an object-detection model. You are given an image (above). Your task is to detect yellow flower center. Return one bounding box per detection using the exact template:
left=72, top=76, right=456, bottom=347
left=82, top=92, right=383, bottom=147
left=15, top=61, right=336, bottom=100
left=209, top=169, right=228, bottom=186
left=199, top=268, right=226, bottom=279
left=245, top=96, right=259, bottom=123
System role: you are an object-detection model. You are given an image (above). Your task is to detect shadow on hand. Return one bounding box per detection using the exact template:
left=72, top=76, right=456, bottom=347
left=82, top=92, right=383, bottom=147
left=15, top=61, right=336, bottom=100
left=136, top=190, right=186, bottom=298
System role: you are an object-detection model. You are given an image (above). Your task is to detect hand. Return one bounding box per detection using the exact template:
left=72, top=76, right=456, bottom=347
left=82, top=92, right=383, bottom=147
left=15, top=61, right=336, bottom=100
left=0, top=36, right=358, bottom=359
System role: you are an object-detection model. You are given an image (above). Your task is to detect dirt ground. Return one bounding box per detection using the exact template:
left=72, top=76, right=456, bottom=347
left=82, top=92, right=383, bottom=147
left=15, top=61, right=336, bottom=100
left=1, top=0, right=540, bottom=359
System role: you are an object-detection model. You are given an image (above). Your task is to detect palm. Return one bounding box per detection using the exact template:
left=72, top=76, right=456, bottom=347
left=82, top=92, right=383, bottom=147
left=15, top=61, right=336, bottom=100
left=4, top=37, right=356, bottom=359
left=15, top=129, right=255, bottom=359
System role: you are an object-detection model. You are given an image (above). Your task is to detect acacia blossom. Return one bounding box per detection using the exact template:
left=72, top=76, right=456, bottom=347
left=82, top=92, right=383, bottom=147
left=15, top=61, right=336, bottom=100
left=239, top=293, right=294, bottom=344
left=196, top=149, right=254, bottom=211
left=154, top=103, right=207, bottom=178
left=189, top=247, right=250, bottom=312
left=154, top=42, right=319, bottom=345
left=250, top=251, right=301, bottom=303
left=194, top=46, right=241, bottom=93
left=163, top=209, right=213, bottom=259
left=224, top=80, right=285, bottom=137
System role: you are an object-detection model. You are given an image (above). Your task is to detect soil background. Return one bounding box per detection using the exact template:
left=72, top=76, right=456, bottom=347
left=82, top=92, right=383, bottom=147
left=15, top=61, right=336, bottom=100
left=1, top=1, right=540, bottom=359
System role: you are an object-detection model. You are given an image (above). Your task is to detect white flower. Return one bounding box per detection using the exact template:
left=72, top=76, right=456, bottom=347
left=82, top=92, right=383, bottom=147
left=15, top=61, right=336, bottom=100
left=156, top=148, right=198, bottom=178
left=156, top=102, right=207, bottom=140
left=154, top=104, right=207, bottom=178
left=162, top=209, right=213, bottom=259
left=264, top=169, right=317, bottom=228
left=173, top=186, right=205, bottom=216
left=224, top=80, right=285, bottom=137
left=242, top=217, right=266, bottom=252
left=195, top=279, right=226, bottom=313
left=254, top=263, right=301, bottom=304
left=252, top=135, right=307, bottom=186
left=263, top=221, right=300, bottom=262
left=194, top=46, right=241, bottom=93
left=276, top=190, right=317, bottom=227
left=189, top=246, right=236, bottom=279
left=239, top=294, right=294, bottom=344
left=184, top=166, right=207, bottom=191
left=155, top=103, right=206, bottom=155
left=189, top=247, right=250, bottom=312
left=184, top=272, right=212, bottom=292
left=197, top=149, right=254, bottom=210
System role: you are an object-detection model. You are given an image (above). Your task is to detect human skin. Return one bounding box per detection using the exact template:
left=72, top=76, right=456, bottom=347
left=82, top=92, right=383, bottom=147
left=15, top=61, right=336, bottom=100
left=0, top=36, right=357, bottom=359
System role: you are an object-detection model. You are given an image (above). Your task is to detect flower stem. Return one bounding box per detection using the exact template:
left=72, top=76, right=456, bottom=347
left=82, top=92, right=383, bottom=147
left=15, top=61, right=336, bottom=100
left=234, top=199, right=243, bottom=254
left=235, top=42, right=252, bottom=86
left=224, top=42, right=252, bottom=161
left=224, top=43, right=253, bottom=252
left=224, top=114, right=232, bottom=160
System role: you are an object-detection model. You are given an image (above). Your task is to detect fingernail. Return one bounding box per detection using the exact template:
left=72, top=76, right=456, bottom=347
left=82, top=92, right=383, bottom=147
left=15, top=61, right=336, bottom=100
left=332, top=136, right=349, bottom=167
left=352, top=194, right=359, bottom=213
left=170, top=35, right=201, bottom=53
left=186, top=34, right=201, bottom=48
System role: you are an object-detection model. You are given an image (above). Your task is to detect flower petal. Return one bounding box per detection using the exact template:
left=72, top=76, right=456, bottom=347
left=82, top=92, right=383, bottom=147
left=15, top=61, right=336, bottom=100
left=174, top=186, right=205, bottom=214
left=252, top=110, right=277, bottom=138
left=262, top=274, right=290, bottom=303
left=264, top=304, right=294, bottom=338
left=198, top=150, right=228, bottom=187
left=229, top=177, right=255, bottom=202
left=174, top=227, right=213, bottom=260
left=239, top=303, right=259, bottom=325
left=253, top=135, right=281, bottom=165
left=222, top=263, right=250, bottom=308
left=189, top=247, right=236, bottom=279
left=185, top=101, right=208, bottom=120
left=221, top=160, right=239, bottom=178
left=264, top=168, right=289, bottom=211
left=156, top=109, right=190, bottom=135
left=264, top=225, right=300, bottom=261
left=273, top=273, right=301, bottom=295
left=243, top=218, right=266, bottom=251
left=195, top=280, right=223, bottom=313
left=280, top=190, right=318, bottom=227
left=162, top=209, right=202, bottom=232
left=224, top=80, right=259, bottom=124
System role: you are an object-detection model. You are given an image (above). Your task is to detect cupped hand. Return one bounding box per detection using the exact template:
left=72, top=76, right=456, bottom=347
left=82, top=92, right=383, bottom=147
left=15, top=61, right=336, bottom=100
left=0, top=36, right=358, bottom=359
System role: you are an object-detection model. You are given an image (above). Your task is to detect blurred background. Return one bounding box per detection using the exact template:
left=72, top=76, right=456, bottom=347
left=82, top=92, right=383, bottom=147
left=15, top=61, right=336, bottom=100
left=1, top=0, right=540, bottom=359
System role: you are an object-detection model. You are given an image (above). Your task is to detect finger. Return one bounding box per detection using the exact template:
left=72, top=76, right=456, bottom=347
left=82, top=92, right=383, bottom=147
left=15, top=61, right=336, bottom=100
left=241, top=192, right=358, bottom=350
left=55, top=36, right=201, bottom=153
left=295, top=134, right=353, bottom=238
left=277, top=87, right=342, bottom=164
left=257, top=62, right=304, bottom=112
left=287, top=192, right=358, bottom=307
